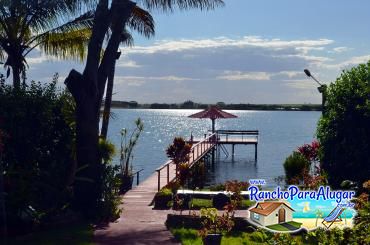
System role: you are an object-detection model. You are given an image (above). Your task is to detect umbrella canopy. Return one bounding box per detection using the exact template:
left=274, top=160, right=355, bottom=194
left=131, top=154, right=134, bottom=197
left=188, top=106, right=237, bottom=132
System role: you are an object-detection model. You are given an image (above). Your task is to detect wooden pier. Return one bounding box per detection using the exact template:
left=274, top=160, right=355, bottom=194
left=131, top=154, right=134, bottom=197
left=155, top=133, right=217, bottom=191
left=190, top=130, right=259, bottom=160
left=155, top=130, right=259, bottom=191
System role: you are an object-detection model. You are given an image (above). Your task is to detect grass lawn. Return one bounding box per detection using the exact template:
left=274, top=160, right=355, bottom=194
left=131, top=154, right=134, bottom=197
left=170, top=228, right=268, bottom=245
left=6, top=222, right=93, bottom=245
left=190, top=198, right=255, bottom=210
left=170, top=228, right=304, bottom=244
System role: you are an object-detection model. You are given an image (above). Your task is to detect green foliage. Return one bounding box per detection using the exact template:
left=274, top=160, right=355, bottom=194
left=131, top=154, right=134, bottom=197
left=304, top=228, right=344, bottom=245
left=212, top=194, right=230, bottom=210
left=199, top=207, right=234, bottom=237
left=0, top=79, right=75, bottom=232
left=209, top=183, right=226, bottom=191
left=317, top=62, right=370, bottom=188
left=154, top=188, right=173, bottom=209
left=0, top=78, right=122, bottom=229
left=158, top=187, right=173, bottom=196
left=120, top=118, right=144, bottom=176
left=191, top=198, right=213, bottom=209
left=99, top=138, right=116, bottom=163
left=7, top=222, right=93, bottom=245
left=170, top=228, right=202, bottom=245
left=96, top=164, right=122, bottom=222
left=283, top=151, right=310, bottom=184
left=247, top=230, right=268, bottom=243
left=166, top=137, right=192, bottom=165
left=188, top=161, right=205, bottom=189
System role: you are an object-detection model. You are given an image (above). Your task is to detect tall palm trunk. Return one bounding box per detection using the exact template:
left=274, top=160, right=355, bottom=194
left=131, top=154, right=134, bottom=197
left=100, top=60, right=116, bottom=139
left=64, top=0, right=135, bottom=217
left=12, top=65, right=21, bottom=89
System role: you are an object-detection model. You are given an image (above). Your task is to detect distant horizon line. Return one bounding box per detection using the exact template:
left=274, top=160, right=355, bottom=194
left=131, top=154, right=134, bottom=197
left=111, top=100, right=321, bottom=106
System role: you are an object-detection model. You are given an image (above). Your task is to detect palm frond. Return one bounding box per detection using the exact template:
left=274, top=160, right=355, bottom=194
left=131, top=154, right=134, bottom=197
left=128, top=6, right=155, bottom=38
left=138, top=0, right=224, bottom=12
left=121, top=29, right=134, bottom=47
left=38, top=28, right=91, bottom=61
left=29, top=10, right=94, bottom=41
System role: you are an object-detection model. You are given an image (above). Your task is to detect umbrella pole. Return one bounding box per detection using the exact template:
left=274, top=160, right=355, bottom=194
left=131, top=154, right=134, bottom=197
left=211, top=119, right=215, bottom=165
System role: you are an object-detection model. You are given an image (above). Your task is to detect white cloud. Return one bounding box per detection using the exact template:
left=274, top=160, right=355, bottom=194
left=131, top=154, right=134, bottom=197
left=116, top=60, right=141, bottom=68
left=115, top=75, right=199, bottom=84
left=283, top=79, right=318, bottom=89
left=324, top=54, right=370, bottom=70
left=20, top=35, right=361, bottom=103
left=217, top=71, right=271, bottom=81
left=124, top=36, right=334, bottom=54
left=277, top=71, right=302, bottom=78
left=330, top=46, right=351, bottom=53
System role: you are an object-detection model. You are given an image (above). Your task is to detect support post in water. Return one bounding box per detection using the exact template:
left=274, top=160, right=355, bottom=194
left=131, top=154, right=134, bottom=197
left=255, top=144, right=258, bottom=162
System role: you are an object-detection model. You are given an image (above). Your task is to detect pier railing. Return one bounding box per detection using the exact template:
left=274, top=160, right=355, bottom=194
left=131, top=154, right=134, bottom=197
left=214, top=130, right=258, bottom=143
left=155, top=133, right=216, bottom=191
left=187, top=133, right=217, bottom=166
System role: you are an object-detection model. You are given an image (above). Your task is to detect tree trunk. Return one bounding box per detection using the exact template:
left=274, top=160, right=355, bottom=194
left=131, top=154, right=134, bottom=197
left=12, top=65, right=21, bottom=89
left=100, top=62, right=116, bottom=139
left=64, top=0, right=136, bottom=217
left=65, top=70, right=101, bottom=215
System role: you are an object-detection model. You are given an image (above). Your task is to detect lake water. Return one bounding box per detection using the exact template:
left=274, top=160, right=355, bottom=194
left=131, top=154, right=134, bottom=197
left=107, top=109, right=320, bottom=187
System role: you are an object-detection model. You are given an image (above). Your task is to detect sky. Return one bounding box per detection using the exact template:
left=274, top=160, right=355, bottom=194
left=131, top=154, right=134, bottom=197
left=23, top=0, right=370, bottom=104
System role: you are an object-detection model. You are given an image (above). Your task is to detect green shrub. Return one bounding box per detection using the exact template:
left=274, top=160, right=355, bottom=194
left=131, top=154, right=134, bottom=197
left=99, top=138, right=116, bottom=163
left=0, top=78, right=123, bottom=230
left=249, top=230, right=268, bottom=243
left=212, top=193, right=230, bottom=210
left=0, top=80, right=75, bottom=233
left=317, top=62, right=370, bottom=188
left=283, top=151, right=310, bottom=184
left=209, top=184, right=225, bottom=191
left=96, top=163, right=122, bottom=222
left=154, top=188, right=173, bottom=209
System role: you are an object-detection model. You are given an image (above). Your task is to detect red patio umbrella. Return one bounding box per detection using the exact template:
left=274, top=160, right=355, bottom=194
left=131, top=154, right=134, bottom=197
left=188, top=106, right=237, bottom=133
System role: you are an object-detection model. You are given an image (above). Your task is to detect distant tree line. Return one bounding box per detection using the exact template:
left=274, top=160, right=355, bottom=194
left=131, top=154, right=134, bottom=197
left=110, top=100, right=322, bottom=111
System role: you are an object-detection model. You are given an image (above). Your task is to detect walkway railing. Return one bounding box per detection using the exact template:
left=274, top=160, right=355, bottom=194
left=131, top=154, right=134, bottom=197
left=214, top=130, right=258, bottom=143
left=187, top=133, right=217, bottom=166
left=132, top=168, right=144, bottom=186
left=155, top=133, right=217, bottom=191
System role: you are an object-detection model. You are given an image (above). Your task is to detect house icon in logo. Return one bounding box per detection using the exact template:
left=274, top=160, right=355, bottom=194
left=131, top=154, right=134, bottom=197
left=249, top=201, right=295, bottom=227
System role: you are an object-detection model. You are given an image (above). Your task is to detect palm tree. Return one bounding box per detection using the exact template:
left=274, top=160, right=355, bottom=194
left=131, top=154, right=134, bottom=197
left=100, top=7, right=155, bottom=139
left=0, top=0, right=96, bottom=88
left=64, top=0, right=224, bottom=217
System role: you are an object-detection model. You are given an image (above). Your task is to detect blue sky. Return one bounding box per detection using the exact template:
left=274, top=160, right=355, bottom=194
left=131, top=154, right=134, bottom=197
left=25, top=0, right=370, bottom=103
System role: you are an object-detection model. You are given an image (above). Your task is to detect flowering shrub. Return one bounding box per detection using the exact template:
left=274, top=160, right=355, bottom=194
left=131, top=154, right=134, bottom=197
left=298, top=140, right=320, bottom=162
left=198, top=207, right=234, bottom=237
left=302, top=168, right=327, bottom=189
left=166, top=137, right=192, bottom=165
left=225, top=180, right=249, bottom=209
